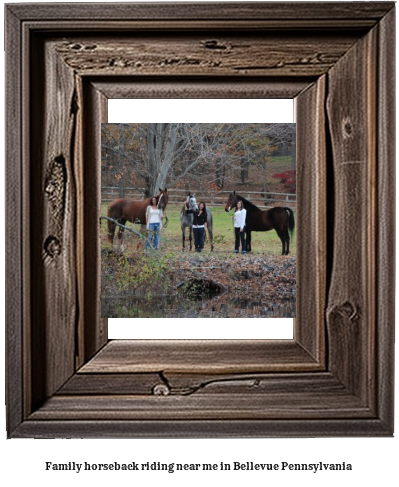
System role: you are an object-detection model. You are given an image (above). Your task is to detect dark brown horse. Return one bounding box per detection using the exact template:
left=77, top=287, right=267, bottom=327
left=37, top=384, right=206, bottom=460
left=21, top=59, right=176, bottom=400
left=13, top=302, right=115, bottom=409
left=107, top=188, right=169, bottom=245
left=224, top=191, right=295, bottom=255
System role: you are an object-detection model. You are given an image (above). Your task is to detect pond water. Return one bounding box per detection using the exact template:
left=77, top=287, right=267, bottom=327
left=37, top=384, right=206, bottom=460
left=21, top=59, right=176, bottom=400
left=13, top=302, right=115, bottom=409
left=101, top=293, right=295, bottom=319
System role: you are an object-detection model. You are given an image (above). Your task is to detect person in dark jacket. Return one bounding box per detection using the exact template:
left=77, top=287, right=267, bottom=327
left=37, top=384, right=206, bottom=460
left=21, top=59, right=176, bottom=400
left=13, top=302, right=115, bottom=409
left=185, top=201, right=208, bottom=252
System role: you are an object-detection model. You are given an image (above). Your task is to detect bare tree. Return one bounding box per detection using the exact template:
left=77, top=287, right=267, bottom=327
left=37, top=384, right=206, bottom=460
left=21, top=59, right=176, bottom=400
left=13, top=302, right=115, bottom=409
left=146, top=123, right=178, bottom=195
left=101, top=123, right=296, bottom=196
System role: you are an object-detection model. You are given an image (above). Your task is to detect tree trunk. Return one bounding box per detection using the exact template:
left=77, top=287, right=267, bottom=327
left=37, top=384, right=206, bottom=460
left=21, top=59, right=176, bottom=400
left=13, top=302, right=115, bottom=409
left=146, top=123, right=158, bottom=196
left=240, top=157, right=249, bottom=183
left=262, top=158, right=268, bottom=196
left=154, top=123, right=177, bottom=193
left=215, top=161, right=226, bottom=189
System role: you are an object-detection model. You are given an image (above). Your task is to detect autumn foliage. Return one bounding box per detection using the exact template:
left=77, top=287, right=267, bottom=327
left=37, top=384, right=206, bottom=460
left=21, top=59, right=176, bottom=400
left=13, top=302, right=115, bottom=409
left=272, top=170, right=296, bottom=192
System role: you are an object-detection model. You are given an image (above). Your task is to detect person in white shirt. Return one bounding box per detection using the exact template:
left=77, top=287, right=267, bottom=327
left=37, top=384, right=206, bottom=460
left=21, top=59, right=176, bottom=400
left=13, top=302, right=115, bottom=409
left=232, top=200, right=247, bottom=254
left=145, top=196, right=164, bottom=249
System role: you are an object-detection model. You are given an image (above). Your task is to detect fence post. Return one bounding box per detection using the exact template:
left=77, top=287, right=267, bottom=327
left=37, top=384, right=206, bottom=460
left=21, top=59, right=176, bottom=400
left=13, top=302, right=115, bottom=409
left=119, top=180, right=125, bottom=199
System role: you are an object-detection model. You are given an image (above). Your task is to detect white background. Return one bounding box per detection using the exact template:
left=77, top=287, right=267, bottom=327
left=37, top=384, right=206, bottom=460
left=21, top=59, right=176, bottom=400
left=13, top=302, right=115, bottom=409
left=1, top=1, right=398, bottom=486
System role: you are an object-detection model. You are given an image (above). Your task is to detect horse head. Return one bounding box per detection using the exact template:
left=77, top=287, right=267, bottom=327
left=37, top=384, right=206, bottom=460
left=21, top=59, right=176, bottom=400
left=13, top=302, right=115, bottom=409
left=157, top=188, right=169, bottom=211
left=186, top=193, right=199, bottom=212
left=225, top=191, right=238, bottom=212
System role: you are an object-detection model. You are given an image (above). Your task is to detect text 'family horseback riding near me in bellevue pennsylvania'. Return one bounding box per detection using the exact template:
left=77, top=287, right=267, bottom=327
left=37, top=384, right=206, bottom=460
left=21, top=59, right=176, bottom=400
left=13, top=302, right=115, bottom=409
left=44, top=460, right=352, bottom=474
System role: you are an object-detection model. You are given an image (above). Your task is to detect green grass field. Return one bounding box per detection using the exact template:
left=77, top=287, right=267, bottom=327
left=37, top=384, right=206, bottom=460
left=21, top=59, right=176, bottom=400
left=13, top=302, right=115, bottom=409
left=101, top=203, right=296, bottom=256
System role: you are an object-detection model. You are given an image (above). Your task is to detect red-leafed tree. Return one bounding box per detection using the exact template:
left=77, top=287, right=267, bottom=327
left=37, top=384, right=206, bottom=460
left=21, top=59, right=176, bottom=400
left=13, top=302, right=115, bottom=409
left=272, top=170, right=296, bottom=192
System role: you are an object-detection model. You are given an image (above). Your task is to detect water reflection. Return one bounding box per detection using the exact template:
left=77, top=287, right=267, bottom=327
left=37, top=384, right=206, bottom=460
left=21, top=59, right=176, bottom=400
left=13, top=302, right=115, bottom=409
left=102, top=293, right=295, bottom=319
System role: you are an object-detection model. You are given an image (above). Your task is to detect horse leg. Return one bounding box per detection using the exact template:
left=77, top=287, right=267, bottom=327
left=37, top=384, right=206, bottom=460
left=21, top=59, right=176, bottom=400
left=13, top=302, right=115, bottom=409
left=208, top=227, right=214, bottom=252
left=117, top=218, right=126, bottom=247
left=107, top=219, right=116, bottom=245
left=276, top=230, right=286, bottom=255
left=246, top=230, right=252, bottom=252
left=189, top=226, right=193, bottom=251
left=281, top=224, right=290, bottom=255
left=284, top=230, right=290, bottom=255
left=182, top=226, right=186, bottom=251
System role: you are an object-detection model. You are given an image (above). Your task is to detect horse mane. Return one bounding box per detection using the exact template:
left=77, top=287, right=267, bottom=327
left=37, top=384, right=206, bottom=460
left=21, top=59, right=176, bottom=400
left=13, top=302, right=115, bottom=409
left=180, top=196, right=190, bottom=216
left=149, top=191, right=162, bottom=205
left=236, top=194, right=261, bottom=211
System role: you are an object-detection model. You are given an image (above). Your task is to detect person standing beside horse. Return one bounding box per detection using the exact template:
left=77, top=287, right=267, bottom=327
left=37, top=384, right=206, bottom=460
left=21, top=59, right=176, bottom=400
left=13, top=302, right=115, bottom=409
left=185, top=201, right=208, bottom=252
left=146, top=196, right=165, bottom=250
left=107, top=188, right=168, bottom=246
left=224, top=191, right=294, bottom=255
left=232, top=200, right=247, bottom=254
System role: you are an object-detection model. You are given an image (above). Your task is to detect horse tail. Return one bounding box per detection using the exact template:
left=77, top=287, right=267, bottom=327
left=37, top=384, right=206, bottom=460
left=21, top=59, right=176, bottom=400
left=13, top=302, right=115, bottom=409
left=284, top=207, right=295, bottom=239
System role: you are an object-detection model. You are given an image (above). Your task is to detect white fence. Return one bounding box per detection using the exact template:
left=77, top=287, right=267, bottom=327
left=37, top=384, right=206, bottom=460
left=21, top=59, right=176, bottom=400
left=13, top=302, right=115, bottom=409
left=101, top=187, right=296, bottom=208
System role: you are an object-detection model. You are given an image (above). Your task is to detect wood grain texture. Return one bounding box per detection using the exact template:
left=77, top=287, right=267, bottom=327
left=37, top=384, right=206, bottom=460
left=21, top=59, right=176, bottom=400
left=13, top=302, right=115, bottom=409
left=7, top=2, right=394, bottom=22
left=326, top=26, right=377, bottom=404
left=295, top=76, right=326, bottom=362
left=29, top=392, right=371, bottom=421
left=79, top=340, right=320, bottom=374
left=54, top=34, right=360, bottom=78
left=33, top=371, right=374, bottom=422
left=376, top=7, right=395, bottom=431
left=5, top=5, right=24, bottom=436
left=91, top=79, right=311, bottom=100
left=61, top=371, right=355, bottom=397
left=30, top=37, right=78, bottom=409
left=5, top=2, right=395, bottom=438
left=14, top=418, right=390, bottom=439
left=58, top=372, right=162, bottom=396
left=81, top=81, right=109, bottom=363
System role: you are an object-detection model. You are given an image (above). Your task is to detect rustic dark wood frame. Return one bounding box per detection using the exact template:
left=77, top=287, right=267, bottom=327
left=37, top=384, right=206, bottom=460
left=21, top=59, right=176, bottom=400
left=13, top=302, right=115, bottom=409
left=5, top=2, right=395, bottom=438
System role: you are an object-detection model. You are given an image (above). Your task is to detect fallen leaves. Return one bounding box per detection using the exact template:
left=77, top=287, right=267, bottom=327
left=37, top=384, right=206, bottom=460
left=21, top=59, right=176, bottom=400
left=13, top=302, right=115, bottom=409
left=102, top=248, right=296, bottom=318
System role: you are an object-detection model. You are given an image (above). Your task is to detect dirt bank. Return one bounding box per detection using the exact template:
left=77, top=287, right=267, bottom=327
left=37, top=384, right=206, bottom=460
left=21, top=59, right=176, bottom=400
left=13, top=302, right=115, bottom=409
left=102, top=250, right=296, bottom=318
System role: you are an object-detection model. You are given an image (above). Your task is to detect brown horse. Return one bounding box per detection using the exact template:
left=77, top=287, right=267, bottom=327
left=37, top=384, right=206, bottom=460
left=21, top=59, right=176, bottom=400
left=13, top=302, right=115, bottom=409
left=224, top=191, right=295, bottom=255
left=107, top=188, right=169, bottom=245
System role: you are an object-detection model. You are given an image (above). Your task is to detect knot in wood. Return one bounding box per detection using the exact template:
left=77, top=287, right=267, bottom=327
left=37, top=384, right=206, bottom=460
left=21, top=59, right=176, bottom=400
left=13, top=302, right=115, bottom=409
left=343, top=119, right=353, bottom=137
left=328, top=301, right=359, bottom=323
left=152, top=383, right=170, bottom=396
left=201, top=39, right=227, bottom=50
left=44, top=236, right=61, bottom=258
left=339, top=301, right=358, bottom=321
left=45, top=156, right=66, bottom=206
left=45, top=181, right=56, bottom=196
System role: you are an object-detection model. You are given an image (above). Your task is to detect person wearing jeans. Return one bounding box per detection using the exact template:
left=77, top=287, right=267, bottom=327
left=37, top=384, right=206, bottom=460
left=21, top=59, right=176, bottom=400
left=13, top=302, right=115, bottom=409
left=186, top=201, right=208, bottom=252
left=146, top=196, right=164, bottom=250
left=147, top=222, right=160, bottom=249
left=233, top=200, right=247, bottom=254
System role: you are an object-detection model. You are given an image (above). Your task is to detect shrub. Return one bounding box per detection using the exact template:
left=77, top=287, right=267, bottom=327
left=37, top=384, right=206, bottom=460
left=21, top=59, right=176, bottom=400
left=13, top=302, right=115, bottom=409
left=272, top=170, right=296, bottom=192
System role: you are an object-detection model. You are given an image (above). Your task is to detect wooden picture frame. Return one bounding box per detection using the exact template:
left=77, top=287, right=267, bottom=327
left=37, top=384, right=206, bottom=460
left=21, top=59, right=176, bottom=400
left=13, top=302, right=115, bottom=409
left=5, top=2, right=395, bottom=438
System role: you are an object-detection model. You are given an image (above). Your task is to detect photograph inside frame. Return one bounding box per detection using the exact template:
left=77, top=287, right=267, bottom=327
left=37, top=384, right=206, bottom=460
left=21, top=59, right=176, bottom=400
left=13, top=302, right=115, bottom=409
left=101, top=123, right=296, bottom=319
